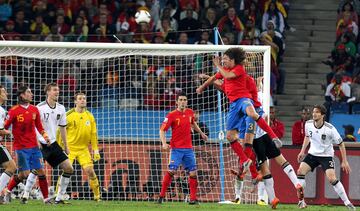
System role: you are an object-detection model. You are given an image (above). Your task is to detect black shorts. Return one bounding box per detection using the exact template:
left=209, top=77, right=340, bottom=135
left=253, top=134, right=281, bottom=167
left=41, top=142, right=68, bottom=168
left=0, top=144, right=12, bottom=164
left=302, top=154, right=335, bottom=172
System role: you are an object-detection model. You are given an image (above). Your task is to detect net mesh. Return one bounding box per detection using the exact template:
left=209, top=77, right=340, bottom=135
left=0, top=43, right=265, bottom=203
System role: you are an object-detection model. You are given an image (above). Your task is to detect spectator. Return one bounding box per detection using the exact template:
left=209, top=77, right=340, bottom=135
left=89, top=13, right=115, bottom=42
left=177, top=32, right=189, bottom=44
left=13, top=10, right=30, bottom=37
left=156, top=7, right=178, bottom=32
left=217, top=7, right=244, bottom=44
left=242, top=1, right=262, bottom=29
left=260, top=19, right=283, bottom=39
left=325, top=73, right=351, bottom=103
left=156, top=18, right=177, bottom=44
left=324, top=43, right=355, bottom=81
left=68, top=16, right=89, bottom=42
left=178, top=8, right=201, bottom=43
left=261, top=1, right=285, bottom=34
left=2, top=20, right=21, bottom=41
left=337, top=2, right=358, bottom=27
left=44, top=24, right=64, bottom=41
left=335, top=33, right=357, bottom=57
left=192, top=110, right=209, bottom=146
left=336, top=15, right=358, bottom=41
left=269, top=106, right=285, bottom=139
left=350, top=75, right=360, bottom=102
left=55, top=14, right=70, bottom=35
left=0, top=0, right=12, bottom=27
left=239, top=16, right=260, bottom=45
left=201, top=7, right=218, bottom=29
left=194, top=31, right=213, bottom=45
left=291, top=108, right=311, bottom=146
left=30, top=14, right=50, bottom=37
left=343, top=125, right=356, bottom=142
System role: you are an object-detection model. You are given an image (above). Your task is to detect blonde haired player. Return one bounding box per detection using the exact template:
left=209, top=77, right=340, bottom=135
left=57, top=92, right=101, bottom=201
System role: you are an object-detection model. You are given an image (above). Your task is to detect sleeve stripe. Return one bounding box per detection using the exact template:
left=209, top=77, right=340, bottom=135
left=59, top=124, right=67, bottom=127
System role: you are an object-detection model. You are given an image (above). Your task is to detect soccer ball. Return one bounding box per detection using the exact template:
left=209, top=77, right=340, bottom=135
left=135, top=10, right=151, bottom=24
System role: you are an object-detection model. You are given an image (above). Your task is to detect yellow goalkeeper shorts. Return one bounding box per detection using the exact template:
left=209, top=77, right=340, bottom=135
left=68, top=148, right=93, bottom=168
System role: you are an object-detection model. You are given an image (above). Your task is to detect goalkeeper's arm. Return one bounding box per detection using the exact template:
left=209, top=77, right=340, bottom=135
left=90, top=115, right=100, bottom=161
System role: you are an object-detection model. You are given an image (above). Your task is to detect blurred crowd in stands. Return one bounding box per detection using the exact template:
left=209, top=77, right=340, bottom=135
left=0, top=0, right=293, bottom=111
left=322, top=0, right=360, bottom=117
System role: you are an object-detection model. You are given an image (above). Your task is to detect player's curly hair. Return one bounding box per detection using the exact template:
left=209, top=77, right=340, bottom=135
left=17, top=85, right=29, bottom=104
left=224, top=47, right=246, bottom=65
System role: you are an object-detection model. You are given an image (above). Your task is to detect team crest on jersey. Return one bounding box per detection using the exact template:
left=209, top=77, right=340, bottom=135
left=86, top=120, right=90, bottom=126
left=32, top=113, right=36, bottom=120
left=57, top=114, right=61, bottom=120
left=163, top=118, right=168, bottom=123
left=321, top=134, right=326, bottom=140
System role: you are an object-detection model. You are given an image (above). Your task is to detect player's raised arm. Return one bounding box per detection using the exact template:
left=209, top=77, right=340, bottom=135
left=213, top=56, right=237, bottom=79
left=196, top=75, right=217, bottom=94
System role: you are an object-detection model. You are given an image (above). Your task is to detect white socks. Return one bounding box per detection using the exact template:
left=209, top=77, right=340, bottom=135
left=282, top=163, right=299, bottom=187
left=234, top=178, right=243, bottom=199
left=24, top=172, right=37, bottom=193
left=0, top=172, right=11, bottom=192
left=263, top=175, right=276, bottom=202
left=55, top=173, right=71, bottom=201
left=257, top=181, right=266, bottom=201
left=332, top=180, right=351, bottom=205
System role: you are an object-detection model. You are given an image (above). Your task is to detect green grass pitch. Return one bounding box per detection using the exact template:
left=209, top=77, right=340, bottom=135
left=0, top=200, right=356, bottom=211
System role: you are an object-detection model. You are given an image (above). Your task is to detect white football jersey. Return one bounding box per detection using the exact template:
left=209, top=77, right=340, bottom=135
left=305, top=120, right=342, bottom=157
left=254, top=91, right=267, bottom=139
left=0, top=106, right=7, bottom=142
left=0, top=106, right=6, bottom=129
left=36, top=101, right=67, bottom=144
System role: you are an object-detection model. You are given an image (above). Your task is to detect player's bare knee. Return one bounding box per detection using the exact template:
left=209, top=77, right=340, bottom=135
left=226, top=131, right=237, bottom=142
left=167, top=170, right=176, bottom=176
left=4, top=161, right=16, bottom=174
left=189, top=171, right=197, bottom=178
left=64, top=165, right=74, bottom=174
left=36, top=169, right=45, bottom=176
left=297, top=168, right=304, bottom=175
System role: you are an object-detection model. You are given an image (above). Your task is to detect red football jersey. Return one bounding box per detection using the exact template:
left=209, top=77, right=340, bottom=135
left=4, top=105, right=45, bottom=150
left=246, top=75, right=262, bottom=108
left=215, top=65, right=252, bottom=102
left=160, top=108, right=194, bottom=149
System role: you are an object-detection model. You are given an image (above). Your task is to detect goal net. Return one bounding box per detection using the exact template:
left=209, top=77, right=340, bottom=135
left=0, top=41, right=270, bottom=203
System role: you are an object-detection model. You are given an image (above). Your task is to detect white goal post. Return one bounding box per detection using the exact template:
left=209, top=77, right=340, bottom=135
left=0, top=41, right=271, bottom=202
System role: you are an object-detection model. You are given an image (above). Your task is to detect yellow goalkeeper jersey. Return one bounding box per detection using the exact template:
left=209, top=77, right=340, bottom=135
left=57, top=108, right=98, bottom=151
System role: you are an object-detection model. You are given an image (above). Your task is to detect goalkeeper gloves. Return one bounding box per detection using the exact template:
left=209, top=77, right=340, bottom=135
left=93, top=150, right=101, bottom=162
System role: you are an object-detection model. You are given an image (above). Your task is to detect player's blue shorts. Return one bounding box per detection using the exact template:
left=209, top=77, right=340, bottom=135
left=239, top=106, right=265, bottom=139
left=168, top=148, right=197, bottom=172
left=226, top=98, right=253, bottom=131
left=15, top=147, right=44, bottom=171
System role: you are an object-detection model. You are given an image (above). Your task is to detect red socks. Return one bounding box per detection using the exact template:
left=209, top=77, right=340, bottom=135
left=159, top=172, right=173, bottom=197
left=230, top=140, right=248, bottom=163
left=7, top=175, right=21, bottom=191
left=189, top=176, right=198, bottom=201
left=256, top=117, right=277, bottom=139
left=38, top=175, right=49, bottom=199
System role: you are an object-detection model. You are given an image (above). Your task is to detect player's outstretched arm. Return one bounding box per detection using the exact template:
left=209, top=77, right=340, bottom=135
left=338, top=142, right=351, bottom=174
left=196, top=75, right=216, bottom=94
left=192, top=122, right=208, bottom=141
left=298, top=136, right=310, bottom=163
